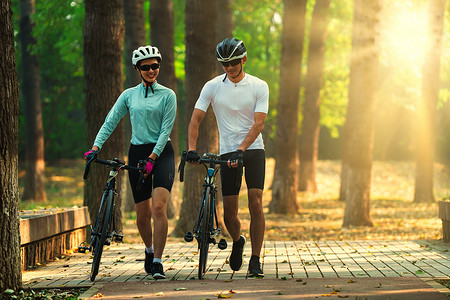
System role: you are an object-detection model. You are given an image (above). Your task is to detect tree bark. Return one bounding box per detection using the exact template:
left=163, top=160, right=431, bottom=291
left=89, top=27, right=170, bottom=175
left=173, top=0, right=219, bottom=237
left=298, top=0, right=330, bottom=193
left=0, top=0, right=21, bottom=290
left=123, top=0, right=145, bottom=213
left=413, top=0, right=445, bottom=203
left=20, top=0, right=46, bottom=202
left=342, top=0, right=382, bottom=227
left=269, top=0, right=307, bottom=214
left=150, top=0, right=180, bottom=219
left=84, top=0, right=125, bottom=230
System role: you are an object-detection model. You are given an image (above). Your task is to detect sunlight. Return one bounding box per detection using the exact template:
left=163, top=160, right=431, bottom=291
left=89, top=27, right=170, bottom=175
left=380, top=1, right=428, bottom=77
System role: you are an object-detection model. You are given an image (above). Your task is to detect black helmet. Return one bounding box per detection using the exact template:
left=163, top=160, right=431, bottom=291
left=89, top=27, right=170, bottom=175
left=216, top=38, right=247, bottom=62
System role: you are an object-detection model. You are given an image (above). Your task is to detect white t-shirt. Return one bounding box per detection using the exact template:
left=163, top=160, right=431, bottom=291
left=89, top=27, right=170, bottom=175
left=195, top=73, right=269, bottom=155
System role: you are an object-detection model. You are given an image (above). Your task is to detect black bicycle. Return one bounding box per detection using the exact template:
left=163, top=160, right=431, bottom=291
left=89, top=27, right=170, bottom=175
left=179, top=151, right=241, bottom=279
left=79, top=156, right=145, bottom=281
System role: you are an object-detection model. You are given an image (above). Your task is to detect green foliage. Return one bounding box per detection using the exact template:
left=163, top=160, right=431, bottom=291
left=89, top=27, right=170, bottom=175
left=13, top=0, right=85, bottom=160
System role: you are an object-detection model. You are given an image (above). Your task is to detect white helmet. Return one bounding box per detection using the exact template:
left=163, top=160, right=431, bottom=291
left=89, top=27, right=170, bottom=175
left=132, top=45, right=162, bottom=66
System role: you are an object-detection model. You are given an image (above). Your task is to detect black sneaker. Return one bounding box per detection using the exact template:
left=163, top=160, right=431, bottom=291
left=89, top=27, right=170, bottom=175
left=229, top=235, right=246, bottom=271
left=151, top=262, right=166, bottom=279
left=248, top=255, right=264, bottom=277
left=144, top=251, right=154, bottom=275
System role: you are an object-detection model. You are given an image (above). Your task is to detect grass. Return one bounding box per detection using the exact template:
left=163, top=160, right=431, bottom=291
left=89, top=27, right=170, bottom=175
left=19, top=158, right=450, bottom=242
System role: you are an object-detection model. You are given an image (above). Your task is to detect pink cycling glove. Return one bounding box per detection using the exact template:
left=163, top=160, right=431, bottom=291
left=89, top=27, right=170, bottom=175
left=84, top=149, right=98, bottom=160
left=145, top=159, right=155, bottom=174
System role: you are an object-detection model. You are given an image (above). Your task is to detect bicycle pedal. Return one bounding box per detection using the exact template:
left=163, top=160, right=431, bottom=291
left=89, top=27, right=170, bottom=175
left=218, top=239, right=227, bottom=250
left=78, top=242, right=88, bottom=253
left=114, top=231, right=124, bottom=242
left=104, top=238, right=111, bottom=246
left=210, top=237, right=216, bottom=245
left=184, top=232, right=194, bottom=242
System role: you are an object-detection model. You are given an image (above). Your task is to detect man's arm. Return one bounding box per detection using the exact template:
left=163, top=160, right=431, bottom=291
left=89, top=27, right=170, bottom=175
left=188, top=108, right=207, bottom=151
left=237, top=112, right=267, bottom=151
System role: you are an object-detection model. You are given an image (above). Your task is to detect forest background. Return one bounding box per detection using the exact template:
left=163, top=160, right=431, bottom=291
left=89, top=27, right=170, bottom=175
left=9, top=0, right=450, bottom=238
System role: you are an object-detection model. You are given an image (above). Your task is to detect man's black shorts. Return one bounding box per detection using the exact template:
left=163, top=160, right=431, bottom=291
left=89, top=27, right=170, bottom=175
left=220, top=149, right=265, bottom=196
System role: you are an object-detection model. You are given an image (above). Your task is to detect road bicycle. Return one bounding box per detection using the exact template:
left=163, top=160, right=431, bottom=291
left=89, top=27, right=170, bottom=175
left=178, top=151, right=242, bottom=279
left=79, top=156, right=145, bottom=281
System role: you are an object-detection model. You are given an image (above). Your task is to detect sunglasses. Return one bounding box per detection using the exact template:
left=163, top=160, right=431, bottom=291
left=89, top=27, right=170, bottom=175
left=221, top=59, right=241, bottom=67
left=140, top=63, right=160, bottom=71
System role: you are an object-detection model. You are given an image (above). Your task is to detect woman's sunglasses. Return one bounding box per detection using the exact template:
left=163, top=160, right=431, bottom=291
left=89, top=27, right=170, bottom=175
left=140, top=63, right=160, bottom=71
left=221, top=59, right=241, bottom=67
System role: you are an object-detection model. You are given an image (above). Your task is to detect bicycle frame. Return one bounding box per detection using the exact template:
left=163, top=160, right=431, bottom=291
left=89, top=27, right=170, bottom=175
left=81, top=157, right=144, bottom=281
left=192, top=163, right=221, bottom=244
left=90, top=168, right=120, bottom=252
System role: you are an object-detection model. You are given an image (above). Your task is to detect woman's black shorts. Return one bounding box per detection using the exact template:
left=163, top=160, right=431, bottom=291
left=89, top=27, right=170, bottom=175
left=128, top=142, right=175, bottom=204
left=220, top=149, right=265, bottom=196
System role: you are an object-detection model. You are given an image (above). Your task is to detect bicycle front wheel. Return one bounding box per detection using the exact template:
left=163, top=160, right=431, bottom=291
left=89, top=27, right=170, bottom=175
left=198, top=186, right=212, bottom=279
left=90, top=189, right=114, bottom=281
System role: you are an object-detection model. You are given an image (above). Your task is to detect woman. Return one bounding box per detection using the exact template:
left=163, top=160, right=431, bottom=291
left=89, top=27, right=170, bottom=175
left=84, top=45, right=176, bottom=279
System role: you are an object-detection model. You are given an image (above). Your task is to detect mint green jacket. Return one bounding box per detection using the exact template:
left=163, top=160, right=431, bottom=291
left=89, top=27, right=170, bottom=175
left=93, top=82, right=176, bottom=157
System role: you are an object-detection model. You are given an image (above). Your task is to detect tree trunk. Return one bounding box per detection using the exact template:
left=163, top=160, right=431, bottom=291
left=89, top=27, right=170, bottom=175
left=84, top=0, right=125, bottom=230
left=342, top=0, right=382, bottom=227
left=123, top=0, right=145, bottom=213
left=20, top=0, right=46, bottom=202
left=173, top=0, right=219, bottom=237
left=0, top=0, right=21, bottom=290
left=413, top=0, right=445, bottom=203
left=298, top=0, right=330, bottom=193
left=269, top=0, right=307, bottom=214
left=217, top=0, right=233, bottom=74
left=150, top=0, right=180, bottom=219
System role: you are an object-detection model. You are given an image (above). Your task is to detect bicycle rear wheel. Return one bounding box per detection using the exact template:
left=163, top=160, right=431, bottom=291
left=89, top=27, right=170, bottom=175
left=198, top=187, right=211, bottom=279
left=90, top=190, right=114, bottom=281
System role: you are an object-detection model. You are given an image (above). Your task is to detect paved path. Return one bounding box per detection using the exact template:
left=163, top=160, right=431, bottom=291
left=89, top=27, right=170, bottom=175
left=22, top=240, right=450, bottom=298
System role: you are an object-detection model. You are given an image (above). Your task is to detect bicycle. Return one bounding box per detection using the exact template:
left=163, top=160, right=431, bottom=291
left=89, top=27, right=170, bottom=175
left=79, top=156, right=145, bottom=281
left=178, top=151, right=242, bottom=279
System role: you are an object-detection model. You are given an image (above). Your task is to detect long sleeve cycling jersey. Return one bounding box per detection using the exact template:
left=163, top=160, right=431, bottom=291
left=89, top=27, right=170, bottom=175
left=93, top=82, right=176, bottom=157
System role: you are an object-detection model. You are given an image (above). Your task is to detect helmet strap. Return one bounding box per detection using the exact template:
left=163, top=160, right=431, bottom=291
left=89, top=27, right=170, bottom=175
left=140, top=74, right=155, bottom=98
left=230, top=62, right=243, bottom=79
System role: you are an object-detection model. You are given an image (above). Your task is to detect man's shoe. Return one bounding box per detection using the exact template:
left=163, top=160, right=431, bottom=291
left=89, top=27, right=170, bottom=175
left=144, top=251, right=154, bottom=275
left=248, top=255, right=264, bottom=277
left=151, top=262, right=166, bottom=279
left=229, top=235, right=246, bottom=271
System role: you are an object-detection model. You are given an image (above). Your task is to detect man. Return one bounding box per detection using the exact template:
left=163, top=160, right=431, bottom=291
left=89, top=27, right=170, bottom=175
left=186, top=37, right=269, bottom=277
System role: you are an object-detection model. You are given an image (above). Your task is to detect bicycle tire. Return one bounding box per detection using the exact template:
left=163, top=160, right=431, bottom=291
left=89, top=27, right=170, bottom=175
left=90, top=190, right=114, bottom=281
left=198, top=186, right=211, bottom=279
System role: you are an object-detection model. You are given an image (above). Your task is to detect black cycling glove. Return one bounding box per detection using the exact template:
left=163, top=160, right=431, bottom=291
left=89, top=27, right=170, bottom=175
left=229, top=149, right=244, bottom=164
left=186, top=150, right=200, bottom=162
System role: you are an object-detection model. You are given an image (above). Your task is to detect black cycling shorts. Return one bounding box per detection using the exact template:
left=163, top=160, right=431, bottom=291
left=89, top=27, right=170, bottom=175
left=128, top=142, right=175, bottom=204
left=220, top=149, right=265, bottom=196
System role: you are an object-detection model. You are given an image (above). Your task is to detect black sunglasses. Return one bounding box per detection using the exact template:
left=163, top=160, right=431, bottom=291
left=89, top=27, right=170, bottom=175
left=140, top=63, right=160, bottom=71
left=221, top=59, right=241, bottom=67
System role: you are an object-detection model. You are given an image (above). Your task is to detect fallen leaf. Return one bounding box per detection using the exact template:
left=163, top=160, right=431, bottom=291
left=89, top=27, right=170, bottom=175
left=155, top=292, right=164, bottom=296
left=175, top=288, right=187, bottom=291
left=93, top=292, right=103, bottom=298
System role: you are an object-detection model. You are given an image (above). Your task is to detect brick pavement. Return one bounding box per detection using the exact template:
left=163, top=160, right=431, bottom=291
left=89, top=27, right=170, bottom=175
left=22, top=239, right=450, bottom=298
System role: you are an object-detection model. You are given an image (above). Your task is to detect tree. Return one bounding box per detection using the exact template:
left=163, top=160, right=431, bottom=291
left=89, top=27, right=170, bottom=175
left=173, top=0, right=219, bottom=236
left=269, top=0, right=307, bottom=214
left=150, top=0, right=180, bottom=219
left=298, top=0, right=331, bottom=193
left=84, top=0, right=125, bottom=229
left=19, top=0, right=46, bottom=202
left=123, top=0, right=145, bottom=213
left=413, top=0, right=446, bottom=203
left=0, top=0, right=21, bottom=291
left=341, top=0, right=382, bottom=227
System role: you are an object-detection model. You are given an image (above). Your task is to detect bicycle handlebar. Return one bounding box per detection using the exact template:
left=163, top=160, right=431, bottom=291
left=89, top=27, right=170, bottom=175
left=84, top=157, right=145, bottom=190
left=178, top=151, right=242, bottom=183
